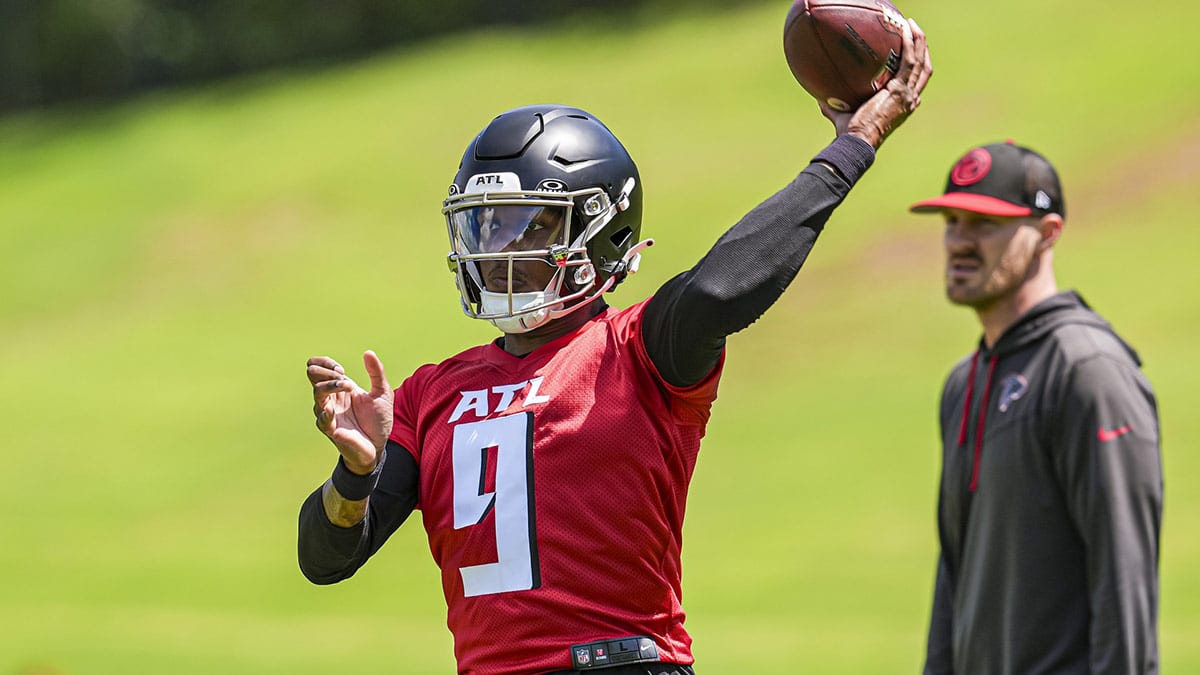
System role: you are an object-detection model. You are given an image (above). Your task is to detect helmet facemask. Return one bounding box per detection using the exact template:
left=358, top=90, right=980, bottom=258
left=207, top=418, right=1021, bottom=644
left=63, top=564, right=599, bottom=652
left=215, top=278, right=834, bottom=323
left=444, top=178, right=643, bottom=334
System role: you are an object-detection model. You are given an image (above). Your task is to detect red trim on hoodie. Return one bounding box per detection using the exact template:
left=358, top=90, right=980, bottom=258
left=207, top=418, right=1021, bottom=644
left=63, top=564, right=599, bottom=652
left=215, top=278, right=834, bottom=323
left=969, top=354, right=999, bottom=492
left=957, top=351, right=981, bottom=446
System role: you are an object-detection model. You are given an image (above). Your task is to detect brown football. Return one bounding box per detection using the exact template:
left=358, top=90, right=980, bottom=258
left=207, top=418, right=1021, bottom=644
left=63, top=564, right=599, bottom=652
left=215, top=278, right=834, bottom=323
left=783, top=0, right=908, bottom=112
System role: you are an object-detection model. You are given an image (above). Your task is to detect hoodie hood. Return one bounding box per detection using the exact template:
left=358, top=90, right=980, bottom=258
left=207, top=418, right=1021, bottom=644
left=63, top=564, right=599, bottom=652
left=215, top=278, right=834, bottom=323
left=986, top=290, right=1142, bottom=365
left=956, top=290, right=1141, bottom=492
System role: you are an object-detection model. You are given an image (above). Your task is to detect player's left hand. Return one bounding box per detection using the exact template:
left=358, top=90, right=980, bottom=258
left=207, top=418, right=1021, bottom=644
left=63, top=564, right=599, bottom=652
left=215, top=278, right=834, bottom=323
left=822, top=17, right=932, bottom=148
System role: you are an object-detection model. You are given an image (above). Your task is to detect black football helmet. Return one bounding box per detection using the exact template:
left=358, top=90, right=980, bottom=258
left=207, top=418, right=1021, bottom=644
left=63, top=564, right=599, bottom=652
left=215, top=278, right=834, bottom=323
left=443, top=104, right=650, bottom=333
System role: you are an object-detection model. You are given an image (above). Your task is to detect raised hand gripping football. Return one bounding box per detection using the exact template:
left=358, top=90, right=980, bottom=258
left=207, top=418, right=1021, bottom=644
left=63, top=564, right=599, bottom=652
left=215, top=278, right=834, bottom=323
left=823, top=17, right=932, bottom=148
left=307, top=350, right=394, bottom=474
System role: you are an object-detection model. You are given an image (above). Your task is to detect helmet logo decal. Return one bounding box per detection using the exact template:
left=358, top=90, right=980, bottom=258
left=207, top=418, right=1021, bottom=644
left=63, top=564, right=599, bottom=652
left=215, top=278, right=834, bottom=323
left=465, top=172, right=522, bottom=194
left=950, top=148, right=992, bottom=186
left=536, top=179, right=567, bottom=192
left=447, top=184, right=460, bottom=196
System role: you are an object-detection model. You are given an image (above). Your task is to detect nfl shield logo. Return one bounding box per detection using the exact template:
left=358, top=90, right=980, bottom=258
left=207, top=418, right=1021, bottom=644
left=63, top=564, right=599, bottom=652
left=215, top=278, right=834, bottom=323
left=575, top=648, right=591, bottom=665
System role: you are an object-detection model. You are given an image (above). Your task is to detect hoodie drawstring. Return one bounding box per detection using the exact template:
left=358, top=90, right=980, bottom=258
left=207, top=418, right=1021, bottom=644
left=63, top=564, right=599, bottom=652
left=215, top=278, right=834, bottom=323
left=957, top=351, right=980, bottom=446
left=968, top=354, right=999, bottom=492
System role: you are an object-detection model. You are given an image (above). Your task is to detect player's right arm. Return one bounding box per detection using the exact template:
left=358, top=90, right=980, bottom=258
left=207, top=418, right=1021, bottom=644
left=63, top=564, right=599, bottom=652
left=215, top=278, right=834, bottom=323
left=641, top=19, right=930, bottom=387
left=297, top=353, right=419, bottom=584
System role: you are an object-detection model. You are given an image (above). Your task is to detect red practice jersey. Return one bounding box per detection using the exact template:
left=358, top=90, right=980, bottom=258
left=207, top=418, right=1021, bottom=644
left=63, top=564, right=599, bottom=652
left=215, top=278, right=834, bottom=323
left=388, top=299, right=723, bottom=674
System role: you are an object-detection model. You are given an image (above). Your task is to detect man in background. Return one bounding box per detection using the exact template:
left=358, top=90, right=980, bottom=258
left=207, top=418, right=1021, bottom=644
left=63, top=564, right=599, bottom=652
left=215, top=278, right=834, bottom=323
left=912, top=141, right=1163, bottom=674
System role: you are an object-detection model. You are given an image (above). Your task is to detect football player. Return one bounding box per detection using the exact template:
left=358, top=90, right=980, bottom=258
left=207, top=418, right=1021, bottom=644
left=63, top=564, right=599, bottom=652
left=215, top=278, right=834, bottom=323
left=298, top=19, right=931, bottom=675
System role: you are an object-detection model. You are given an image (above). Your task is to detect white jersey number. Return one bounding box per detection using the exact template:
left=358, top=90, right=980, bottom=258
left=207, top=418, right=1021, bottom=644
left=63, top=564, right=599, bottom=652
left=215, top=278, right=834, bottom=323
left=451, top=413, right=540, bottom=597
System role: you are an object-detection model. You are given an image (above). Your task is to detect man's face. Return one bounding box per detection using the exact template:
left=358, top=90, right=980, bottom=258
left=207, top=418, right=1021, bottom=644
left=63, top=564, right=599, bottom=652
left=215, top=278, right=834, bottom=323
left=473, top=206, right=566, bottom=293
left=480, top=256, right=558, bottom=294
left=942, top=208, right=1043, bottom=309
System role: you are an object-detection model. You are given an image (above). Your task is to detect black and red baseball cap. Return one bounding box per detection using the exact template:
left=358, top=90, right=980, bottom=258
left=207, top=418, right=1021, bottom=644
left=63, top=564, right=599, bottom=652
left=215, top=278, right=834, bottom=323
left=910, top=140, right=1065, bottom=218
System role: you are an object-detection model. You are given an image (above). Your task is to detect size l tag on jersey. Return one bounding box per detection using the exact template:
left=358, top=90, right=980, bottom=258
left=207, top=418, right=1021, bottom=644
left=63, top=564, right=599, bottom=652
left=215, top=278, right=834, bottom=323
left=570, top=636, right=659, bottom=669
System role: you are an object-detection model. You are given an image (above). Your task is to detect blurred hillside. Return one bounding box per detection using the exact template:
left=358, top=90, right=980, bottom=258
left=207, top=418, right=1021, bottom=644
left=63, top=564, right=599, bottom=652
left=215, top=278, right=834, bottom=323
left=0, top=0, right=765, bottom=112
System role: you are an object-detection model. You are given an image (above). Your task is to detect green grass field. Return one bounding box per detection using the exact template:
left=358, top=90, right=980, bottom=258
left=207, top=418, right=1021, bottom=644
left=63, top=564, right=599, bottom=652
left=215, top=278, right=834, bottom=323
left=2, top=1, right=1198, bottom=672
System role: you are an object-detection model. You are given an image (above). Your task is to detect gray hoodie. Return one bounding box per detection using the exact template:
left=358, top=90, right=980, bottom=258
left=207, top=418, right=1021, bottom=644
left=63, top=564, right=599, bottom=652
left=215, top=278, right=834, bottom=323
left=923, top=291, right=1162, bottom=675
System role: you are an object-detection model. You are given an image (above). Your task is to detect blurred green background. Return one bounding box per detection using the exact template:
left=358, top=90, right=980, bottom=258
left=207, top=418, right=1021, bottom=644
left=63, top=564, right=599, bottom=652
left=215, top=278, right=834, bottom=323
left=1, top=1, right=1197, bottom=673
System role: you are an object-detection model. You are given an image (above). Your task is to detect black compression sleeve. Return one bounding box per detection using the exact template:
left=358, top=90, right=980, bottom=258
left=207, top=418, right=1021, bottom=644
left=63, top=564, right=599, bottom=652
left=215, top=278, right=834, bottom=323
left=643, top=135, right=873, bottom=387
left=297, top=439, right=419, bottom=584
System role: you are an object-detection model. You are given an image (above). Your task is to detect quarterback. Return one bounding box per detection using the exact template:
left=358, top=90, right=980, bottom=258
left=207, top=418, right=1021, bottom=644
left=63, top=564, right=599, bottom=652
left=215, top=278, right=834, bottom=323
left=297, top=20, right=931, bottom=675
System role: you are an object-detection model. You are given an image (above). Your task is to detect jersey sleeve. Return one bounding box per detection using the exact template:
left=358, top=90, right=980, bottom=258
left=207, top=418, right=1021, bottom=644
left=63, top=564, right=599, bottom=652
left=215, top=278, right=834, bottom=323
left=616, top=298, right=724, bottom=426
left=389, top=363, right=438, bottom=464
left=641, top=135, right=873, bottom=388
left=1051, top=354, right=1162, bottom=672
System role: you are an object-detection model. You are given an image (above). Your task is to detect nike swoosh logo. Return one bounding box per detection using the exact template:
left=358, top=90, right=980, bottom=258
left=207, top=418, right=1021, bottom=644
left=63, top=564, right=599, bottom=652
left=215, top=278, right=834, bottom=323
left=1097, top=424, right=1133, bottom=442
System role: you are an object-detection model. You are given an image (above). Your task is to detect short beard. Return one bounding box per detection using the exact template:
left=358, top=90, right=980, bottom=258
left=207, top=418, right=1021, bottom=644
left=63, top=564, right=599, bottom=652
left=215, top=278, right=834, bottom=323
left=946, top=247, right=1040, bottom=311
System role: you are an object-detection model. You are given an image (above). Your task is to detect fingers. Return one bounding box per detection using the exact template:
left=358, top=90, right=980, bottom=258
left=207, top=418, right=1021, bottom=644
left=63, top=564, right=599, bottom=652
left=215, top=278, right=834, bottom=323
left=818, top=100, right=850, bottom=136
left=363, top=350, right=391, bottom=397
left=892, top=19, right=919, bottom=77
left=908, top=19, right=926, bottom=67
left=312, top=385, right=349, bottom=436
left=817, top=99, right=834, bottom=120
left=908, top=18, right=933, bottom=95
left=315, top=406, right=333, bottom=433
left=307, top=356, right=346, bottom=384
left=913, top=18, right=930, bottom=65
left=313, top=378, right=354, bottom=397
left=307, top=356, right=345, bottom=374
left=896, top=17, right=932, bottom=99
left=308, top=356, right=356, bottom=424
left=307, top=356, right=358, bottom=395
left=881, top=17, right=931, bottom=115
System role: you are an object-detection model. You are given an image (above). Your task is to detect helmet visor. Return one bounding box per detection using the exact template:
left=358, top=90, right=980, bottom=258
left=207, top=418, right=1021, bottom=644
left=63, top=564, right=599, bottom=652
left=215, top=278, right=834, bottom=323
left=452, top=204, right=569, bottom=255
